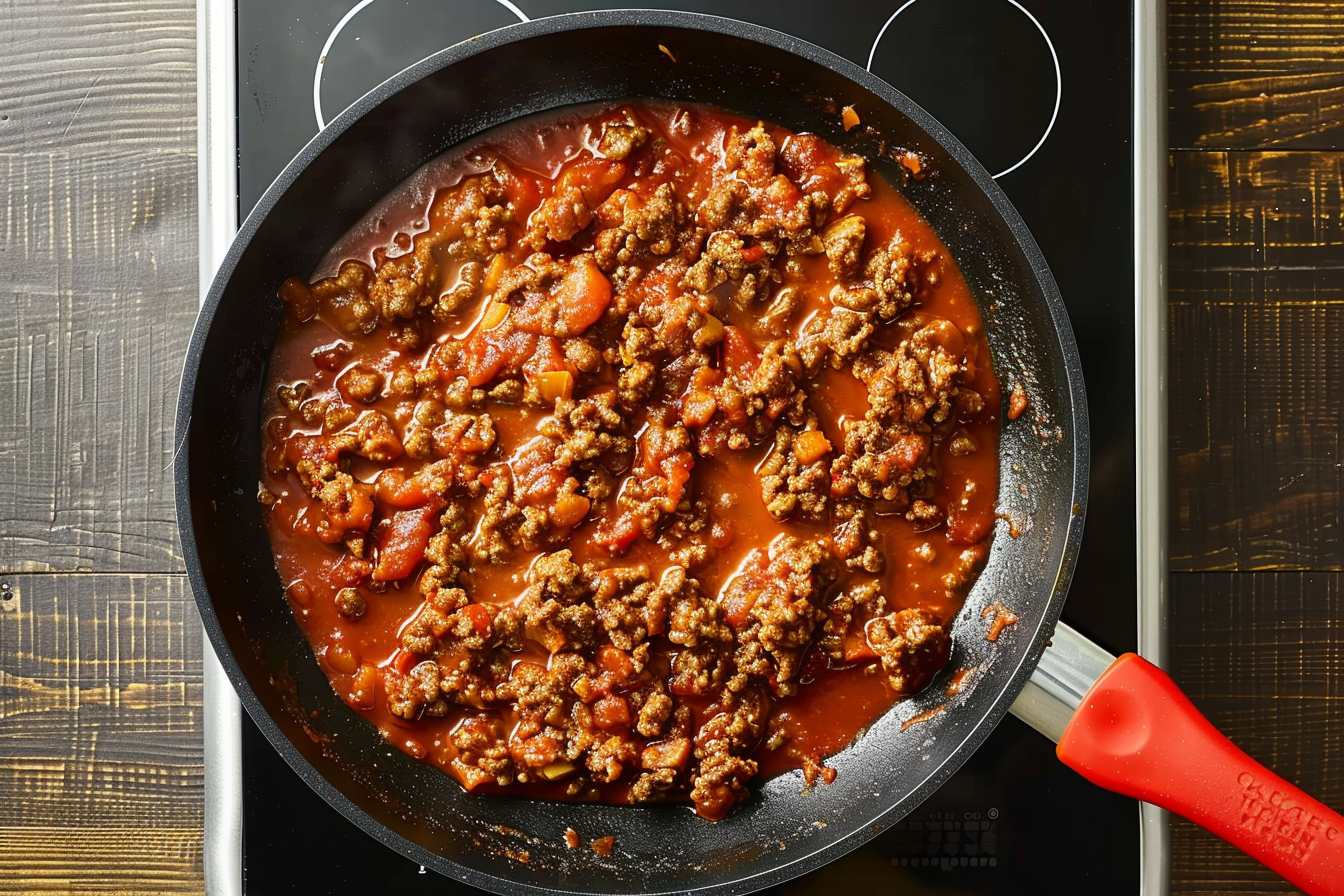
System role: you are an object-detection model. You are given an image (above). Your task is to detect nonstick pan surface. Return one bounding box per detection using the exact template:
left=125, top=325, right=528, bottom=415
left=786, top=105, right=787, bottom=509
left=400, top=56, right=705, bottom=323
left=175, top=11, right=1087, bottom=895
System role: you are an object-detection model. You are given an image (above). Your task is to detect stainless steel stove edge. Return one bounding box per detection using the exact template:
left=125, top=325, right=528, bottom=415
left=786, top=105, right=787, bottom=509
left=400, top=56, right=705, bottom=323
left=1132, top=0, right=1170, bottom=892
left=199, top=0, right=243, bottom=893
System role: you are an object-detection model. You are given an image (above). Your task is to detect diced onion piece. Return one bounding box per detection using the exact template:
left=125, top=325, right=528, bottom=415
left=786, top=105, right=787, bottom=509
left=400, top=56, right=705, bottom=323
left=480, top=301, right=509, bottom=331
left=794, top=430, right=833, bottom=465
left=537, top=370, right=574, bottom=402
left=540, top=760, right=576, bottom=780
left=842, top=105, right=860, bottom=131
left=483, top=253, right=509, bottom=292
left=699, top=313, right=724, bottom=346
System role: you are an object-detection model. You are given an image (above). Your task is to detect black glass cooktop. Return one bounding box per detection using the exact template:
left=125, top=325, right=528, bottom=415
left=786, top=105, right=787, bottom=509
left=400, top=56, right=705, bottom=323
left=234, top=0, right=1138, bottom=892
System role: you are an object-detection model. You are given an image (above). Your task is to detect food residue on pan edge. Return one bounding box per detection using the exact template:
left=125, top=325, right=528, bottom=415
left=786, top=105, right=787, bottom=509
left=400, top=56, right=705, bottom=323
left=841, top=105, right=860, bottom=131
left=563, top=828, right=579, bottom=849
left=1007, top=382, right=1028, bottom=420
left=901, top=705, right=945, bottom=730
left=592, top=835, right=616, bottom=857
left=945, top=667, right=972, bottom=695
left=981, top=602, right=1019, bottom=642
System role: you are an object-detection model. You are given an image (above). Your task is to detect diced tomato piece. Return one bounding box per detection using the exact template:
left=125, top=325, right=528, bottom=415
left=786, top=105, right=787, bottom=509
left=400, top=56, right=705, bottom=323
left=555, top=255, right=612, bottom=335
left=462, top=330, right=505, bottom=386
left=522, top=336, right=568, bottom=376
left=461, top=603, right=493, bottom=639
left=512, top=734, right=561, bottom=769
left=389, top=648, right=418, bottom=675
left=947, top=502, right=994, bottom=545
left=719, top=585, right=760, bottom=629
left=641, top=738, right=690, bottom=771
left=498, top=166, right=542, bottom=212
left=316, top=482, right=375, bottom=544
left=720, top=325, right=760, bottom=383
left=327, top=552, right=372, bottom=588
left=843, top=634, right=878, bottom=664
left=879, top=433, right=928, bottom=476
left=739, top=244, right=767, bottom=264
left=464, top=328, right=538, bottom=387
left=284, top=433, right=340, bottom=470
left=372, top=507, right=436, bottom=581
left=564, top=157, right=627, bottom=208
left=593, top=508, right=645, bottom=552
left=549, top=490, right=591, bottom=529
left=374, top=464, right=450, bottom=509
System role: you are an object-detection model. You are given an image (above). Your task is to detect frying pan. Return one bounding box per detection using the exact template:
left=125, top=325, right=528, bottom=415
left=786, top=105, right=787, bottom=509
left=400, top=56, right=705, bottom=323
left=174, top=11, right=1344, bottom=895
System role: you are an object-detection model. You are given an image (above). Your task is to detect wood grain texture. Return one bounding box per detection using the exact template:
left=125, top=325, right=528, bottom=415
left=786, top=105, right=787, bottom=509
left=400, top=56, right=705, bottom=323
left=0, top=0, right=202, bottom=891
left=0, top=0, right=194, bottom=155
left=1168, top=571, right=1344, bottom=893
left=1168, top=149, right=1344, bottom=572
left=0, top=148, right=199, bottom=574
left=0, top=828, right=202, bottom=896
left=0, top=574, right=202, bottom=889
left=1170, top=0, right=1344, bottom=149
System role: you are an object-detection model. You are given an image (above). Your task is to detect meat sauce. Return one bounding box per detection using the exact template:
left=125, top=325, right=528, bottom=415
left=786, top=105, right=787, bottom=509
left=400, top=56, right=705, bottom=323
left=260, top=101, right=1000, bottom=820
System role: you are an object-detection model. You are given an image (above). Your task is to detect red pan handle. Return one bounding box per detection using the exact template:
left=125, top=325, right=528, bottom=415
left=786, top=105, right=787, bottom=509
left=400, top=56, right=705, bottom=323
left=1057, top=653, right=1344, bottom=896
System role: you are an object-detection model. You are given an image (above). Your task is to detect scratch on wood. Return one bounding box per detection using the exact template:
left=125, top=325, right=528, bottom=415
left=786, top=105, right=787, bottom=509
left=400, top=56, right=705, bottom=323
left=61, top=75, right=101, bottom=140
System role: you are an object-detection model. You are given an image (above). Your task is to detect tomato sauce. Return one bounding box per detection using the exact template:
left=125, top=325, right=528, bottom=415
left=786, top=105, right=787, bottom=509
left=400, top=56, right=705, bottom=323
left=260, top=100, right=1000, bottom=819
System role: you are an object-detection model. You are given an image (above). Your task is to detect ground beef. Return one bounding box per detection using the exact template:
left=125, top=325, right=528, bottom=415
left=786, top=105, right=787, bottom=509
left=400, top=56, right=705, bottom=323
left=822, top=215, right=867, bottom=279
left=866, top=608, right=950, bottom=696
left=722, top=537, right=834, bottom=697
left=261, top=101, right=1000, bottom=823
left=757, top=423, right=830, bottom=522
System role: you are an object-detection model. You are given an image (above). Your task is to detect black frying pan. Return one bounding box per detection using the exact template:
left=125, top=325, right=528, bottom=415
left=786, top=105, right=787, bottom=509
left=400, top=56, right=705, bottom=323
left=177, top=10, right=1105, bottom=894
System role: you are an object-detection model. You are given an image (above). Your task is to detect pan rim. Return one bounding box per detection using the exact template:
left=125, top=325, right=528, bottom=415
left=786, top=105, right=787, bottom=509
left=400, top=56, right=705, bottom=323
left=175, top=9, right=1090, bottom=895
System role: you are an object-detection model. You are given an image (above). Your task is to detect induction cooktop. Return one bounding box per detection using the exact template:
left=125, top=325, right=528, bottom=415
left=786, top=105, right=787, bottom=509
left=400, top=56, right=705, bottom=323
left=196, top=1, right=1168, bottom=892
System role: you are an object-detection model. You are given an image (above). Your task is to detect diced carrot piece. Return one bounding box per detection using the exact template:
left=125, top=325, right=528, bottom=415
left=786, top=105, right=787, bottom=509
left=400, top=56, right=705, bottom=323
left=597, top=645, right=634, bottom=680
left=593, top=695, right=631, bottom=731
left=479, top=301, right=509, bottom=331
left=348, top=662, right=378, bottom=710
left=794, top=429, right=832, bottom=465
left=536, top=370, right=575, bottom=402
left=550, top=489, right=590, bottom=529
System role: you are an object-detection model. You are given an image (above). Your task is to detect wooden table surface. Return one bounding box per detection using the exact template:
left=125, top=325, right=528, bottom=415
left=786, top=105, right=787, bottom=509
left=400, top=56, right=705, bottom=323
left=1, top=0, right=1340, bottom=892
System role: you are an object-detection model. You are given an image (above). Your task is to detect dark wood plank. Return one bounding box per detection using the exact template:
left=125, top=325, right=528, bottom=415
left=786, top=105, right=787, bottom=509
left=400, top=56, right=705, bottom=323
left=1170, top=0, right=1344, bottom=149
left=1168, top=150, right=1344, bottom=571
left=0, top=827, right=202, bottom=895
left=0, top=575, right=202, bottom=828
left=0, top=147, right=199, bottom=574
left=1168, top=570, right=1344, bottom=893
left=0, top=572, right=202, bottom=890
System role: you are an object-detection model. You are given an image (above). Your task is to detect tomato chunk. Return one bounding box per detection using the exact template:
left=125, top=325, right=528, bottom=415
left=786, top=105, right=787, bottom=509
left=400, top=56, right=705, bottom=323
left=372, top=507, right=436, bottom=581
left=720, top=326, right=760, bottom=384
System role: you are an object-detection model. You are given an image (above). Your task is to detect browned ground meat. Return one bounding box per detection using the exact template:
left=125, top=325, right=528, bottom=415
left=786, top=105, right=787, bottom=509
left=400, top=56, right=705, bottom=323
left=262, top=101, right=1001, bottom=822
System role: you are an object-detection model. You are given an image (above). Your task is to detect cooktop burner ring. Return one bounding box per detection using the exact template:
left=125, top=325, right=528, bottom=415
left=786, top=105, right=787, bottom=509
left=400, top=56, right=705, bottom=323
left=867, top=0, right=1060, bottom=179
left=311, top=0, right=530, bottom=129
